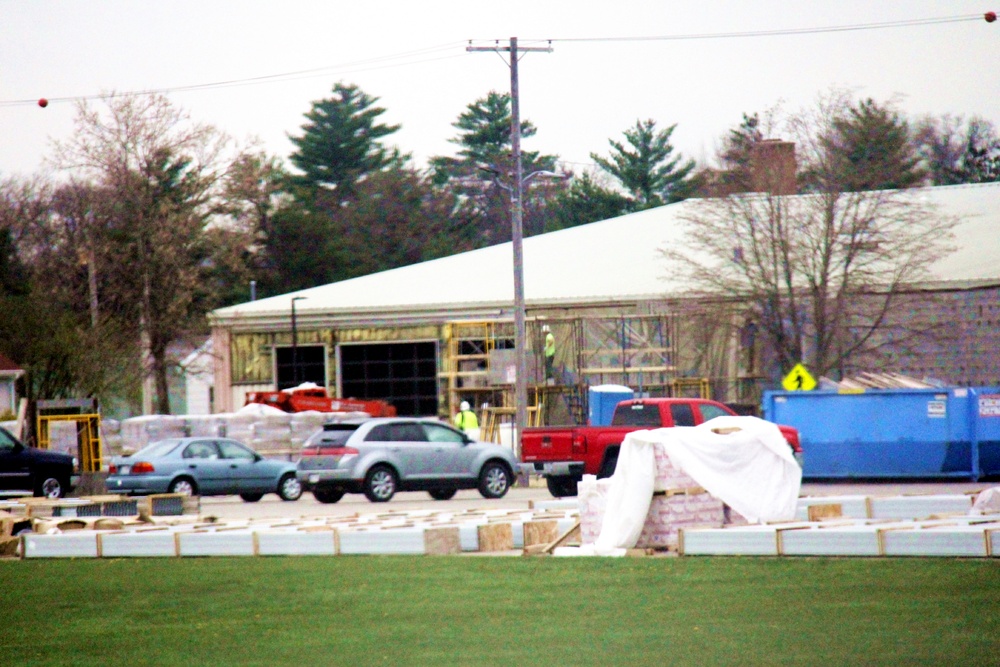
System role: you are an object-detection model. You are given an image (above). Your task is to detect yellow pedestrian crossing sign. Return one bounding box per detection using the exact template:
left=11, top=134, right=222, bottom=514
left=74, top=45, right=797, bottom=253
left=782, top=363, right=816, bottom=391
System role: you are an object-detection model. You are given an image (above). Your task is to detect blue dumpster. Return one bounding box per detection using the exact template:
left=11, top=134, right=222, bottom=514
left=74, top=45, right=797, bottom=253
left=763, top=387, right=1000, bottom=480
left=588, top=384, right=635, bottom=426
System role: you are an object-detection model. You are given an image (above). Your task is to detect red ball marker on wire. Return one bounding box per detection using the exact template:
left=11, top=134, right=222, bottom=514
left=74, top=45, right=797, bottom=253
left=986, top=11, right=997, bottom=23
left=38, top=98, right=48, bottom=108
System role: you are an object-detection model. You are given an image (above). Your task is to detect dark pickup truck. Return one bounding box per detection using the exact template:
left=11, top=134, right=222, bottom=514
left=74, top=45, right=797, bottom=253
left=520, top=397, right=803, bottom=497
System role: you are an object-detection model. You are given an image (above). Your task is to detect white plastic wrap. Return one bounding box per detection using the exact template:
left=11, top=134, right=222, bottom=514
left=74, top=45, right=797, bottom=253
left=641, top=416, right=802, bottom=524
left=589, top=416, right=801, bottom=551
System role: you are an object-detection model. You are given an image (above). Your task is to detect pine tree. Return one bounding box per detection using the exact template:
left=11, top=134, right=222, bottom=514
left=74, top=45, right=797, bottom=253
left=591, top=119, right=697, bottom=208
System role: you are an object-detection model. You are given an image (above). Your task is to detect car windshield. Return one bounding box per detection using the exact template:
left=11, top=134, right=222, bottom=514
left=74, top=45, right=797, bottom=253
left=131, top=439, right=183, bottom=459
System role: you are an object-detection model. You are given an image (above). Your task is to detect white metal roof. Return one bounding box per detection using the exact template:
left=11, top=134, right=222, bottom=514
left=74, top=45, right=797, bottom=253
left=210, top=182, right=1000, bottom=329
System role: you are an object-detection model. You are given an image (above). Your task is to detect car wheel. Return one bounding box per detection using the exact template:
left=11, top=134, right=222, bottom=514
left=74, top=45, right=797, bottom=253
left=277, top=474, right=303, bottom=501
left=313, top=486, right=345, bottom=504
left=363, top=465, right=397, bottom=503
left=546, top=476, right=579, bottom=498
left=36, top=476, right=66, bottom=499
left=428, top=488, right=457, bottom=501
left=240, top=493, right=264, bottom=502
left=168, top=477, right=197, bottom=496
left=478, top=461, right=511, bottom=499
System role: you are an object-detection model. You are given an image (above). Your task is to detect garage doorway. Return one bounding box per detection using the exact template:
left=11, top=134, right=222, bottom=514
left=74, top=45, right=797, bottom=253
left=275, top=345, right=327, bottom=390
left=338, top=342, right=438, bottom=417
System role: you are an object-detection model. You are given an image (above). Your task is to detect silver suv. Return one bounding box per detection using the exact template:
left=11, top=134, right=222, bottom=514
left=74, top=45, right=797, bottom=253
left=297, top=418, right=519, bottom=503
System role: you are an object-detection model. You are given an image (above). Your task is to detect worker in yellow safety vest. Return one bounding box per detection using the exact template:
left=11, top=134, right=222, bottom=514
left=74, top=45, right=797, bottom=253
left=542, top=324, right=556, bottom=381
left=453, top=401, right=479, bottom=432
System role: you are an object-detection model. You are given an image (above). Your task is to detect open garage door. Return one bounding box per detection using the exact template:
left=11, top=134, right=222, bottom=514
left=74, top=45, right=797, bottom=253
left=338, top=342, right=438, bottom=417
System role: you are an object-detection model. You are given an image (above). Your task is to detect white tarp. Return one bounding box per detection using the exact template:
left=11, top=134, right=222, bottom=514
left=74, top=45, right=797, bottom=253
left=588, top=415, right=802, bottom=554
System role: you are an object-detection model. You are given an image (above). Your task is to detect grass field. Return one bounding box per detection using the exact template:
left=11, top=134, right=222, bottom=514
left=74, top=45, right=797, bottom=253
left=2, top=556, right=998, bottom=666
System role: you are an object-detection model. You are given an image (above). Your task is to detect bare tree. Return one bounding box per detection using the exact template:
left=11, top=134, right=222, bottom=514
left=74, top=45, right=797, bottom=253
left=665, top=94, right=957, bottom=380
left=50, top=93, right=233, bottom=414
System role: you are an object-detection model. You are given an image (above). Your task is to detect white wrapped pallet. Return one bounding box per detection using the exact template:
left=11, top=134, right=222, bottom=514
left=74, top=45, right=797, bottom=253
left=257, top=530, right=338, bottom=556
left=23, top=533, right=99, bottom=559
left=184, top=414, right=226, bottom=438
left=290, top=411, right=328, bottom=444
left=795, top=495, right=873, bottom=520
left=221, top=412, right=255, bottom=443
left=178, top=531, right=255, bottom=557
left=880, top=524, right=996, bottom=557
left=870, top=494, right=973, bottom=520
left=680, top=525, right=784, bottom=556
left=339, top=527, right=427, bottom=555
left=779, top=524, right=885, bottom=557
left=99, top=532, right=178, bottom=558
left=120, top=415, right=187, bottom=451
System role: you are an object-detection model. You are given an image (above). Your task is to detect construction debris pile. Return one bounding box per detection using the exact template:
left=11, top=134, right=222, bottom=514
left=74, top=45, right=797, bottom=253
left=818, top=372, right=943, bottom=391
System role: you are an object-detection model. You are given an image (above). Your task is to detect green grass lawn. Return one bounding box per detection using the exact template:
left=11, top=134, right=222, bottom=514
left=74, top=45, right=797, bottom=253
left=2, top=556, right=998, bottom=666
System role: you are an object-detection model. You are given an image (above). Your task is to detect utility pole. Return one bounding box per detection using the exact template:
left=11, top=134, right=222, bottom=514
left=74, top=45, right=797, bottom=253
left=467, top=37, right=552, bottom=458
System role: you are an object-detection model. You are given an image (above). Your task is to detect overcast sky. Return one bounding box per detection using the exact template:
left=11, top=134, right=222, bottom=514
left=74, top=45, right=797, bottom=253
left=2, top=1, right=997, bottom=179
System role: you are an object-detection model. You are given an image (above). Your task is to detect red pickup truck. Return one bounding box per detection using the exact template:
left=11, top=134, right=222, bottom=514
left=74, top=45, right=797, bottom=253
left=520, top=397, right=803, bottom=497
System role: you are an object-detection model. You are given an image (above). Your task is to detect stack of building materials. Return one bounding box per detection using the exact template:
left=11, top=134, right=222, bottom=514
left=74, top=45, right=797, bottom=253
left=578, top=438, right=726, bottom=551
left=0, top=493, right=198, bottom=519
left=9, top=504, right=580, bottom=559
left=795, top=493, right=975, bottom=521
left=680, top=514, right=1000, bottom=558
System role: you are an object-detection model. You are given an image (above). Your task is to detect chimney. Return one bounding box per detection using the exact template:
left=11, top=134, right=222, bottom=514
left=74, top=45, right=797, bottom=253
left=750, top=140, right=797, bottom=195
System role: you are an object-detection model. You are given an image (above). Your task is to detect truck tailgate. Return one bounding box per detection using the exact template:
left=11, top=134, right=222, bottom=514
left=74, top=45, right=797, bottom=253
left=521, top=429, right=579, bottom=461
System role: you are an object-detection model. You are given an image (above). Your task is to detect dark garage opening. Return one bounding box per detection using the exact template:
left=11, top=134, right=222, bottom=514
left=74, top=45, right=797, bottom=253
left=339, top=342, right=438, bottom=416
left=275, top=345, right=327, bottom=390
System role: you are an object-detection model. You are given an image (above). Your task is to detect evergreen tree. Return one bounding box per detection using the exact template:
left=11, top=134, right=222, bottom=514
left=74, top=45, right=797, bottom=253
left=819, top=98, right=923, bottom=192
left=591, top=119, right=697, bottom=208
left=717, top=113, right=765, bottom=193
left=548, top=172, right=631, bottom=231
left=431, top=91, right=560, bottom=246
left=287, top=83, right=403, bottom=204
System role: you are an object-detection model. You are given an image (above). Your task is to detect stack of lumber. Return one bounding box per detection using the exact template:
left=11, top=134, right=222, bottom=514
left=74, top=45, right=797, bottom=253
left=680, top=514, right=1000, bottom=558
left=10, top=505, right=580, bottom=559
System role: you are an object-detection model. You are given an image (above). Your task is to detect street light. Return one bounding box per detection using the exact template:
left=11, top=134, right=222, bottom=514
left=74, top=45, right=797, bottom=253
left=290, top=296, right=307, bottom=387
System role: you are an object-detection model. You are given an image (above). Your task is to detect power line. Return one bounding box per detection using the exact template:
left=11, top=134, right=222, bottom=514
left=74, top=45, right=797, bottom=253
left=0, top=42, right=467, bottom=108
left=1, top=13, right=986, bottom=108
left=520, top=14, right=984, bottom=43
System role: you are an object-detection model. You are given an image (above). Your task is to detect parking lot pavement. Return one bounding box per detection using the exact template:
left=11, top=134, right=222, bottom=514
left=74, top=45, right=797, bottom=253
left=197, top=480, right=994, bottom=523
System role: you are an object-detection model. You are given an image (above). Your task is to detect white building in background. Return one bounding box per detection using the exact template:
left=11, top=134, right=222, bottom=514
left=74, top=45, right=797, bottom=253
left=206, top=183, right=1000, bottom=419
left=180, top=340, right=215, bottom=415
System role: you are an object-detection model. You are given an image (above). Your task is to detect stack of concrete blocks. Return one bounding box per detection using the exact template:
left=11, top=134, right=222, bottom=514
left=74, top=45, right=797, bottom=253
left=221, top=411, right=255, bottom=445
left=184, top=414, right=227, bottom=438
left=248, top=412, right=293, bottom=458
left=110, top=410, right=372, bottom=460
left=579, top=441, right=725, bottom=550
left=290, top=411, right=331, bottom=447
left=116, top=415, right=185, bottom=454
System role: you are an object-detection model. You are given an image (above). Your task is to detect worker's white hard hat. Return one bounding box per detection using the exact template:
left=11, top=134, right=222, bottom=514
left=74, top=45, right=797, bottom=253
left=541, top=324, right=551, bottom=332
left=460, top=401, right=471, bottom=411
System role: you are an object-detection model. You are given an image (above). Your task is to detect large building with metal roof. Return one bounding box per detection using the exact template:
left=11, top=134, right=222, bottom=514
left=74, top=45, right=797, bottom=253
left=208, top=182, right=1000, bottom=422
